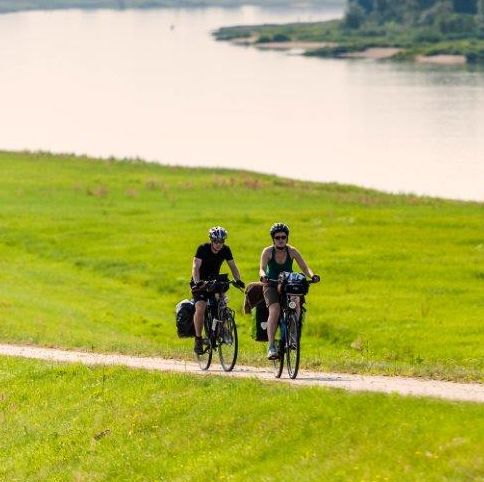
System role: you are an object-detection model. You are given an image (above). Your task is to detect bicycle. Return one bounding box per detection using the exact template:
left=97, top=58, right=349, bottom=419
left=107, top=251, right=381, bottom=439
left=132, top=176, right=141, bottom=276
left=193, top=274, right=243, bottom=372
left=268, top=272, right=317, bottom=379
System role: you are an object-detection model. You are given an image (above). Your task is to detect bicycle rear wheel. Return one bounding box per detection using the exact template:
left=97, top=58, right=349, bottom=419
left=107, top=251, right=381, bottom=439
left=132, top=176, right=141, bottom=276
left=218, top=309, right=238, bottom=372
left=285, top=312, right=301, bottom=379
left=196, top=316, right=213, bottom=370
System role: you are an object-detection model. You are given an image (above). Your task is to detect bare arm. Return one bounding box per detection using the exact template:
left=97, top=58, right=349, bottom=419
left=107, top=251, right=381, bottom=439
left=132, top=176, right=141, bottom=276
left=227, top=259, right=241, bottom=281
left=259, top=247, right=271, bottom=279
left=192, top=257, right=202, bottom=283
left=290, top=247, right=314, bottom=278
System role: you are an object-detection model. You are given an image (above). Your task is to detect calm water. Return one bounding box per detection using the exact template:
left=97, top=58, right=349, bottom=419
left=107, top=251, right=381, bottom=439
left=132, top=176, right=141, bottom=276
left=1, top=6, right=483, bottom=200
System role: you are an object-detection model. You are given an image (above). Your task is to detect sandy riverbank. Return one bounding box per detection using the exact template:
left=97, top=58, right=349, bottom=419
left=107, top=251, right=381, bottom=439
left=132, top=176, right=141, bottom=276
left=255, top=40, right=337, bottom=50
left=231, top=37, right=335, bottom=50
left=415, top=54, right=467, bottom=65
left=342, top=47, right=402, bottom=59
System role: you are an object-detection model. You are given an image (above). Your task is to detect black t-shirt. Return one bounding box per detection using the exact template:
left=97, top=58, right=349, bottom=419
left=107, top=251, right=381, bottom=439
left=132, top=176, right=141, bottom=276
left=194, top=243, right=233, bottom=280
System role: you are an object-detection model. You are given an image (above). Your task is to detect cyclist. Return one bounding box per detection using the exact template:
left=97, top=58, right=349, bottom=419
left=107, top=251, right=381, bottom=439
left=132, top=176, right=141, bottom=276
left=191, top=226, right=245, bottom=355
left=259, top=222, right=320, bottom=360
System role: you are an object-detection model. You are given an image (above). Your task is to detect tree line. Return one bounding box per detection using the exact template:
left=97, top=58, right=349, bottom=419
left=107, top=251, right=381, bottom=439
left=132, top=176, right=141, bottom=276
left=345, top=0, right=484, bottom=33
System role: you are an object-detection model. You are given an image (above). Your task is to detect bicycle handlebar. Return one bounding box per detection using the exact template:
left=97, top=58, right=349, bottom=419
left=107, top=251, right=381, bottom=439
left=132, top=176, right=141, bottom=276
left=192, top=278, right=245, bottom=293
left=263, top=276, right=319, bottom=286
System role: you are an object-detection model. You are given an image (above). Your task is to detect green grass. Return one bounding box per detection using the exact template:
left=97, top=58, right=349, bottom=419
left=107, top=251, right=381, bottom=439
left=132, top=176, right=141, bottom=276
left=1, top=356, right=483, bottom=481
left=0, top=151, right=483, bottom=381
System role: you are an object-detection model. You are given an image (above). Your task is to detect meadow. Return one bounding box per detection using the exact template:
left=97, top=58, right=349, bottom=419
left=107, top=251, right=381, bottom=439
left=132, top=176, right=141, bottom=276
left=0, top=151, right=483, bottom=381
left=1, top=356, right=483, bottom=481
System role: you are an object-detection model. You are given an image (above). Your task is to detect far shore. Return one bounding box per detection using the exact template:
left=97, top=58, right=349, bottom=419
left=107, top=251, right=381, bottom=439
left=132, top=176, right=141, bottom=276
left=229, top=38, right=470, bottom=64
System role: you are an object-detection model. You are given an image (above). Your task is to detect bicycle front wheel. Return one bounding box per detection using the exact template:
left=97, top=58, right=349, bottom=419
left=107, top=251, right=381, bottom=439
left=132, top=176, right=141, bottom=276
left=285, top=312, right=301, bottom=379
left=196, top=316, right=213, bottom=370
left=271, top=320, right=285, bottom=378
left=272, top=337, right=284, bottom=378
left=218, top=309, right=238, bottom=372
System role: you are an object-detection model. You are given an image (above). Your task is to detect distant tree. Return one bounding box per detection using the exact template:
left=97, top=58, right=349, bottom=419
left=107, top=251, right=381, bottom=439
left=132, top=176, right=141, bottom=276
left=429, top=0, right=466, bottom=33
left=403, top=0, right=420, bottom=24
left=438, top=13, right=476, bottom=33
left=420, top=0, right=439, bottom=8
left=419, top=0, right=453, bottom=26
left=452, top=0, right=477, bottom=14
left=355, top=0, right=373, bottom=13
left=371, top=0, right=412, bottom=24
left=478, top=0, right=484, bottom=31
left=344, top=1, right=366, bottom=28
left=344, top=0, right=480, bottom=30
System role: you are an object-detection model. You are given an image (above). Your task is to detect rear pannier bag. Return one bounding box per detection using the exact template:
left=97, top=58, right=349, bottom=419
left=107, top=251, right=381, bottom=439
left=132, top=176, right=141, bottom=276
left=251, top=302, right=269, bottom=342
left=175, top=299, right=195, bottom=338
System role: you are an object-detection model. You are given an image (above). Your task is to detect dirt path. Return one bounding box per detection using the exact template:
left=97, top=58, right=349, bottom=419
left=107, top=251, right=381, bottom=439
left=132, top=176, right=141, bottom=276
left=1, top=344, right=482, bottom=403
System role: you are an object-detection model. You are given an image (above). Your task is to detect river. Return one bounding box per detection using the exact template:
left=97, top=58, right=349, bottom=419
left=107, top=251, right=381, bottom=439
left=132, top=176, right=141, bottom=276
left=0, top=5, right=483, bottom=200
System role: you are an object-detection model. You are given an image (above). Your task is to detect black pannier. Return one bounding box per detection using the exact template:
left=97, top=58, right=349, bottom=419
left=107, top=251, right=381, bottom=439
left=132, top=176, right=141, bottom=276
left=251, top=302, right=269, bottom=342
left=175, top=299, right=195, bottom=338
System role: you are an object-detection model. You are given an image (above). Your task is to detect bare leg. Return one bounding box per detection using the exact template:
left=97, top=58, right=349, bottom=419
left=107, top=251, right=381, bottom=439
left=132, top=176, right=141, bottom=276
left=267, top=302, right=280, bottom=345
left=193, top=300, right=207, bottom=337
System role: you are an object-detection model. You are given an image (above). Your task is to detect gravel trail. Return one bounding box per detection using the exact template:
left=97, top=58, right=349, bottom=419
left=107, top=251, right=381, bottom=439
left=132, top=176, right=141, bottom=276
left=1, top=343, right=482, bottom=403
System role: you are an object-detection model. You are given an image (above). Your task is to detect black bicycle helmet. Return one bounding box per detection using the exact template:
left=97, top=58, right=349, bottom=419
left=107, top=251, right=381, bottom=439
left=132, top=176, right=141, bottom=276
left=269, top=222, right=289, bottom=238
left=208, top=226, right=228, bottom=241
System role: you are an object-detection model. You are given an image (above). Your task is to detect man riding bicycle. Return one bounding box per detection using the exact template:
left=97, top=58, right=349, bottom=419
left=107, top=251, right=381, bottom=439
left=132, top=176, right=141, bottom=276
left=259, top=222, right=320, bottom=360
left=191, top=226, right=245, bottom=355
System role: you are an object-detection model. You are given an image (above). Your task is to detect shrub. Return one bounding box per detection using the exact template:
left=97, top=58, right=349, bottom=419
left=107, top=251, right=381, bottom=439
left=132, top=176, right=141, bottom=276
left=273, top=33, right=290, bottom=42
left=466, top=49, right=484, bottom=62
left=256, top=35, right=272, bottom=43
left=413, top=27, right=443, bottom=42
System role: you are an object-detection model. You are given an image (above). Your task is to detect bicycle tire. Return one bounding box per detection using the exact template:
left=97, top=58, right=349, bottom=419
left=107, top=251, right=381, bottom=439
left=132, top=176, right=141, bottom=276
left=218, top=308, right=238, bottom=372
left=272, top=336, right=284, bottom=378
left=286, top=312, right=301, bottom=379
left=196, top=314, right=213, bottom=370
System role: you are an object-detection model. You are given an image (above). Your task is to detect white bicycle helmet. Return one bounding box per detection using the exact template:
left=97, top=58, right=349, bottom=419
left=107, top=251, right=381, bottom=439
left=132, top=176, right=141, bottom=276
left=208, top=226, right=228, bottom=241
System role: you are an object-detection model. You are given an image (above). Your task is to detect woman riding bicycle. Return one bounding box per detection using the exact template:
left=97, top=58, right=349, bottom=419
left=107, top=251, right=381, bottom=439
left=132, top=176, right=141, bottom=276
left=259, top=223, right=320, bottom=360
left=191, top=226, right=245, bottom=355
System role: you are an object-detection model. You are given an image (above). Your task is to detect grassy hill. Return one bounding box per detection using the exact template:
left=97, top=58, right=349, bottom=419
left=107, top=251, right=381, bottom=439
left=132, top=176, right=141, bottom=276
left=1, top=150, right=482, bottom=480
left=0, top=151, right=482, bottom=382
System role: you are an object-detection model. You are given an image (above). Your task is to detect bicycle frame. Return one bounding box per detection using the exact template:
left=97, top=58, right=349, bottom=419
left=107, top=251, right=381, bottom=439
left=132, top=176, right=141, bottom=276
left=268, top=274, right=314, bottom=379
left=194, top=277, right=242, bottom=372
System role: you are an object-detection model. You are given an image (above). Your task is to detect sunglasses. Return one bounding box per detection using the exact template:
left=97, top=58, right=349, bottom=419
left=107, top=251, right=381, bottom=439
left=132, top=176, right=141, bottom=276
left=212, top=239, right=225, bottom=244
left=274, top=235, right=287, bottom=240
